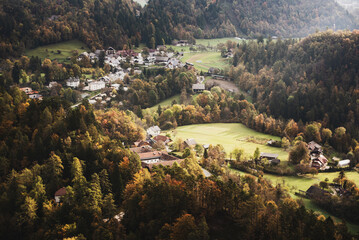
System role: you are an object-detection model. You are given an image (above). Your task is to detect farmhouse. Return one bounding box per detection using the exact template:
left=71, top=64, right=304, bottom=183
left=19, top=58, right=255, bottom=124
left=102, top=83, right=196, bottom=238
left=175, top=40, right=189, bottom=46
left=307, top=141, right=322, bottom=154
left=260, top=153, right=280, bottom=164
left=133, top=140, right=151, bottom=147
left=54, top=187, right=66, bottom=203
left=311, top=154, right=328, bottom=170
left=192, top=83, right=205, bottom=93
left=20, top=87, right=33, bottom=94
left=137, top=151, right=183, bottom=170
left=338, top=159, right=350, bottom=168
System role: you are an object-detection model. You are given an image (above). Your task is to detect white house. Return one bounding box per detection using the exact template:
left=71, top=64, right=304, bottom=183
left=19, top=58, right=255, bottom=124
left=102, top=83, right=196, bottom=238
left=88, top=81, right=106, bottom=91
left=147, top=126, right=161, bottom=137
left=338, top=159, right=350, bottom=168
left=66, top=77, right=80, bottom=88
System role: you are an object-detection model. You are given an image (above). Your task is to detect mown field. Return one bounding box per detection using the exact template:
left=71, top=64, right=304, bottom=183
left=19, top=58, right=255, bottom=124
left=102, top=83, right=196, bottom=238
left=25, top=40, right=89, bottom=63
left=180, top=52, right=230, bottom=72
left=169, top=123, right=289, bottom=160
left=195, top=37, right=245, bottom=47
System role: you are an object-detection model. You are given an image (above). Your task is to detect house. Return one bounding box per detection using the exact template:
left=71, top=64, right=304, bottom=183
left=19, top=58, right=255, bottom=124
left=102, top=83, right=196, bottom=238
left=307, top=141, right=322, bottom=155
left=88, top=81, right=106, bottom=91
left=48, top=81, right=60, bottom=88
left=311, top=154, right=328, bottom=169
left=130, top=145, right=153, bottom=154
left=197, top=76, right=205, bottom=83
left=155, top=56, right=169, bottom=64
left=106, top=47, right=116, bottom=55
left=147, top=126, right=161, bottom=137
left=20, top=87, right=33, bottom=94
left=29, top=93, right=43, bottom=100
left=184, top=138, right=197, bottom=148
left=176, top=40, right=189, bottom=46
left=66, top=77, right=80, bottom=88
left=192, top=83, right=205, bottom=93
left=54, top=187, right=66, bottom=203
left=260, top=153, right=280, bottom=164
left=133, top=140, right=151, bottom=147
left=153, top=135, right=171, bottom=144
left=137, top=151, right=184, bottom=170
left=306, top=185, right=329, bottom=199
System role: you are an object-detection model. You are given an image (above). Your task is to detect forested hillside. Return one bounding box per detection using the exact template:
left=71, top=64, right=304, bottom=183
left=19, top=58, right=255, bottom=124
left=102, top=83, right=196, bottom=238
left=229, top=30, right=359, bottom=139
left=0, top=0, right=141, bottom=58
left=1, top=0, right=357, bottom=58
left=142, top=0, right=357, bottom=43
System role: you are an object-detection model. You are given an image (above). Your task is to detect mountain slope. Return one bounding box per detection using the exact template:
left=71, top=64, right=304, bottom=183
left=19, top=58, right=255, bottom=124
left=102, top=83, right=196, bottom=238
left=142, top=0, right=357, bottom=42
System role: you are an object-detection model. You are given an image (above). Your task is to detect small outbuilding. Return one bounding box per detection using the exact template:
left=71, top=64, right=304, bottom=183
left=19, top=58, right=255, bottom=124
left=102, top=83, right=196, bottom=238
left=54, top=187, right=66, bottom=203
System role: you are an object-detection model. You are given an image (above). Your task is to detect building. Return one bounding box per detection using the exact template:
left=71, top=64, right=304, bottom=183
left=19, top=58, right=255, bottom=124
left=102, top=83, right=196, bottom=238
left=260, top=153, right=280, bottom=164
left=19, top=87, right=33, bottom=94
left=311, top=154, right=328, bottom=169
left=306, top=185, right=329, bottom=199
left=176, top=40, right=189, bottom=46
left=106, top=47, right=116, bottom=55
left=29, top=93, right=43, bottom=100
left=184, top=138, right=197, bottom=148
left=153, top=135, right=171, bottom=144
left=48, top=81, right=60, bottom=88
left=133, top=140, right=151, bottom=147
left=130, top=145, right=153, bottom=154
left=136, top=151, right=184, bottom=170
left=192, top=83, right=205, bottom=93
left=88, top=81, right=106, bottom=91
left=147, top=126, right=161, bottom=137
left=338, top=159, right=350, bottom=168
left=307, top=141, right=322, bottom=154
left=54, top=187, right=66, bottom=203
left=66, top=77, right=80, bottom=88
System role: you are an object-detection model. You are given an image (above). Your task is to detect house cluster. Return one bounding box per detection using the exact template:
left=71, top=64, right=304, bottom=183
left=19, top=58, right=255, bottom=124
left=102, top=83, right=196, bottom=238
left=19, top=87, right=43, bottom=100
left=307, top=141, right=350, bottom=170
left=307, top=141, right=329, bottom=170
left=129, top=126, right=184, bottom=170
left=79, top=46, right=185, bottom=70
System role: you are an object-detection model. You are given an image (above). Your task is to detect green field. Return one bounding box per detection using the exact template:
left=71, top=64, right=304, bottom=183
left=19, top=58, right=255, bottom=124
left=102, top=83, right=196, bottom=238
left=195, top=37, right=246, bottom=47
left=169, top=123, right=288, bottom=160
left=25, top=40, right=89, bottom=63
left=146, top=94, right=181, bottom=112
left=230, top=168, right=359, bottom=233
left=181, top=52, right=230, bottom=72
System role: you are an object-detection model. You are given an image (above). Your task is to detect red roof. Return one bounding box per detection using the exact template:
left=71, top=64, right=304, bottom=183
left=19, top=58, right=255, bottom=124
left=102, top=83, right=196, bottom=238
left=153, top=135, right=170, bottom=142
left=54, top=187, right=66, bottom=197
left=142, top=159, right=184, bottom=170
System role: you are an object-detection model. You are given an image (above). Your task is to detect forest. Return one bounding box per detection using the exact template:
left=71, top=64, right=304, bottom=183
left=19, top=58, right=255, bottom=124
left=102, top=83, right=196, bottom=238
left=1, top=0, right=358, bottom=58
left=0, top=87, right=356, bottom=239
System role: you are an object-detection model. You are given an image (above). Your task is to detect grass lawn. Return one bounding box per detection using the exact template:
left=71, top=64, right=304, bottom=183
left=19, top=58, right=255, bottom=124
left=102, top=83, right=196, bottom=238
left=146, top=94, right=181, bottom=112
left=181, top=52, right=230, bottom=72
left=168, top=123, right=288, bottom=160
left=25, top=40, right=89, bottom=63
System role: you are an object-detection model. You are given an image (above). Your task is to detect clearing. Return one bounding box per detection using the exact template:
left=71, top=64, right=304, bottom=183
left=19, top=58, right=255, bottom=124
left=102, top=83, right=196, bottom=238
left=25, top=40, right=89, bottom=63
left=206, top=79, right=240, bottom=93
left=181, top=52, right=230, bottom=72
left=168, top=123, right=288, bottom=160
left=145, top=94, right=181, bottom=112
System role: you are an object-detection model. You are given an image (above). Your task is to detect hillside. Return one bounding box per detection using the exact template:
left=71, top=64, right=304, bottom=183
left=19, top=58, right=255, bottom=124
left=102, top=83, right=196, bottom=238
left=142, top=0, right=357, bottom=42
left=230, top=30, right=359, bottom=141
left=0, top=0, right=141, bottom=58
left=1, top=0, right=358, bottom=58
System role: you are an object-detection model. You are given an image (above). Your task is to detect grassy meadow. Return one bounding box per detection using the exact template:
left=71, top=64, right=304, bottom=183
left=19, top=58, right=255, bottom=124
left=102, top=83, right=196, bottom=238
left=146, top=94, right=181, bottom=112
left=168, top=123, right=289, bottom=160
left=180, top=52, right=230, bottom=72
left=25, top=40, right=89, bottom=63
